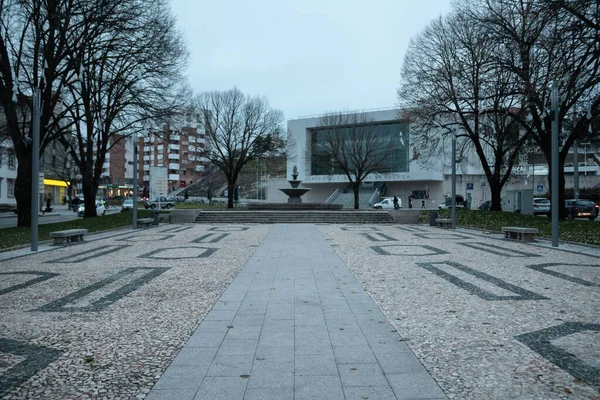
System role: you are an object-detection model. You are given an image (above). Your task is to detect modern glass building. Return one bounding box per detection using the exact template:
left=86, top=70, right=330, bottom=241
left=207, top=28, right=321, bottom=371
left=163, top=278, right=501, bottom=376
left=284, top=108, right=444, bottom=208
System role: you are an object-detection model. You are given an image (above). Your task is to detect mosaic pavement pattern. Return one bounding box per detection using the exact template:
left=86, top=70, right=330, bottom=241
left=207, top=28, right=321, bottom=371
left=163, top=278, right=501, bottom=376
left=319, top=224, right=600, bottom=399
left=0, top=225, right=269, bottom=399
left=0, top=222, right=598, bottom=399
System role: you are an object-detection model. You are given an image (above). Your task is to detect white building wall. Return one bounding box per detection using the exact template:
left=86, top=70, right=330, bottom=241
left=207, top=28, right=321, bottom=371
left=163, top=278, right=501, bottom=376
left=286, top=109, right=444, bottom=204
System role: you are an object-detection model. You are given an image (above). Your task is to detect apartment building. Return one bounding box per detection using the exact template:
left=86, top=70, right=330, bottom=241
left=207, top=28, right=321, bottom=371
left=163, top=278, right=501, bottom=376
left=138, top=124, right=208, bottom=195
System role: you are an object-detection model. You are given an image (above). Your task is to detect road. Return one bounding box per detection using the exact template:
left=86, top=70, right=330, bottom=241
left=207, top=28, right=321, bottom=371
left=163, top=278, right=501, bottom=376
left=0, top=206, right=122, bottom=229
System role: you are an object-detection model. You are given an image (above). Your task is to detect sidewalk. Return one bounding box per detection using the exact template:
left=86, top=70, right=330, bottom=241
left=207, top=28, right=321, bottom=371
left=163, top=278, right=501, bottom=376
left=147, top=224, right=445, bottom=400
left=0, top=222, right=598, bottom=399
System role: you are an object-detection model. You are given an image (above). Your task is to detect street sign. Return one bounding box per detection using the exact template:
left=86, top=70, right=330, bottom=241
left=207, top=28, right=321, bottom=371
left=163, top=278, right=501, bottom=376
left=537, top=184, right=544, bottom=193
left=467, top=183, right=474, bottom=190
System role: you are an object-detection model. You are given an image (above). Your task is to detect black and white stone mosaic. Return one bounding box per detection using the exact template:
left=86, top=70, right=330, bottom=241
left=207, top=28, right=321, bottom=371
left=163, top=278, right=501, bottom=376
left=0, top=338, right=62, bottom=398
left=45, top=245, right=131, bottom=263
left=360, top=232, right=398, bottom=242
left=0, top=224, right=269, bottom=399
left=139, top=246, right=217, bottom=259
left=417, top=261, right=549, bottom=300
left=371, top=244, right=448, bottom=256
left=0, top=271, right=59, bottom=296
left=515, top=322, right=600, bottom=390
left=525, top=263, right=600, bottom=287
left=191, top=233, right=230, bottom=243
left=319, top=224, right=599, bottom=399
left=459, top=241, right=541, bottom=257
left=36, top=267, right=170, bottom=312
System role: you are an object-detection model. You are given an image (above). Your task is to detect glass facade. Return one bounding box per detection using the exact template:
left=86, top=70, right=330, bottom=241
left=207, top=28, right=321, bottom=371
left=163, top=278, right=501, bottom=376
left=310, top=121, right=409, bottom=176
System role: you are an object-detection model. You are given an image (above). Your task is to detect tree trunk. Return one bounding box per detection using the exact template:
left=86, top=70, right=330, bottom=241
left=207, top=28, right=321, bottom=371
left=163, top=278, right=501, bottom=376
left=227, top=182, right=235, bottom=208
left=15, top=159, right=33, bottom=226
left=353, top=181, right=360, bottom=209
left=489, top=182, right=503, bottom=211
left=80, top=166, right=97, bottom=217
left=547, top=157, right=567, bottom=219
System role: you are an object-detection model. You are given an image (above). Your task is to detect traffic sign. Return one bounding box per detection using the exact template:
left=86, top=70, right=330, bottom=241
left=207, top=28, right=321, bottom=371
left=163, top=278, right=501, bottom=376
left=467, top=183, right=474, bottom=190
left=537, top=184, right=544, bottom=192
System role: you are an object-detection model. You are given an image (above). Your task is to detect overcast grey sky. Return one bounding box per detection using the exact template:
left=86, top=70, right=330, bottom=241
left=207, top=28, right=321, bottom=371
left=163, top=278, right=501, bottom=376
left=170, top=0, right=453, bottom=121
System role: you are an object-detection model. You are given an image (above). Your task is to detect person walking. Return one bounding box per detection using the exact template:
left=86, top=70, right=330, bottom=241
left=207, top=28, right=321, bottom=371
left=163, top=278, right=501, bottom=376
left=393, top=196, right=399, bottom=210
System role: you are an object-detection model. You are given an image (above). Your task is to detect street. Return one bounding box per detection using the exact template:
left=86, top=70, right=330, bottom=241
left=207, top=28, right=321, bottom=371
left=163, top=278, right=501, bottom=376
left=0, top=206, right=122, bottom=229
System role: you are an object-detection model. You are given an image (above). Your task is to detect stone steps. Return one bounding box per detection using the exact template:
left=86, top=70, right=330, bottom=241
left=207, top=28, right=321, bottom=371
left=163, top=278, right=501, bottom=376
left=194, top=210, right=395, bottom=224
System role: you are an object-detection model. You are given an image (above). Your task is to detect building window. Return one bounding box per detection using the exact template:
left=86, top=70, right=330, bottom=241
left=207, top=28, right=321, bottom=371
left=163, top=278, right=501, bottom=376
left=7, top=179, right=15, bottom=197
left=8, top=152, right=16, bottom=169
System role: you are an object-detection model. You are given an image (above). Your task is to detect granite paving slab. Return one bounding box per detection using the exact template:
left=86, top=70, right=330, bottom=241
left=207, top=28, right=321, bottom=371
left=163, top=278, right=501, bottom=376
left=147, top=224, right=444, bottom=399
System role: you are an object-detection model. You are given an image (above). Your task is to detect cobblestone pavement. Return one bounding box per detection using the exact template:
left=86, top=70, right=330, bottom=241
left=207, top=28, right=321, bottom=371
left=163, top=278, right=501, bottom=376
left=318, top=224, right=600, bottom=399
left=0, top=223, right=598, bottom=399
left=0, top=225, right=270, bottom=399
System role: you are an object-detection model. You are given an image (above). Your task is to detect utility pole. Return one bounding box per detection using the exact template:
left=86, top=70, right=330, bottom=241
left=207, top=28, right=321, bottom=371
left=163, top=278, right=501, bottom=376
left=451, top=132, right=457, bottom=230
left=551, top=82, right=559, bottom=248
left=31, top=88, right=41, bottom=251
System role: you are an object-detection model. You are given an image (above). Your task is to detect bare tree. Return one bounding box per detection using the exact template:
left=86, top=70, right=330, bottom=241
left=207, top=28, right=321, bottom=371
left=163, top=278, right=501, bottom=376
left=195, top=87, right=283, bottom=208
left=399, top=11, right=530, bottom=211
left=314, top=112, right=401, bottom=209
left=59, top=0, right=189, bottom=217
left=468, top=0, right=600, bottom=217
left=0, top=0, right=84, bottom=225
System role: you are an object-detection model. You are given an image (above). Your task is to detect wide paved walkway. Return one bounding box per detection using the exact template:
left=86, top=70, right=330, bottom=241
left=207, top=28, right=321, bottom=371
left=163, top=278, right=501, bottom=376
left=147, top=224, right=446, bottom=400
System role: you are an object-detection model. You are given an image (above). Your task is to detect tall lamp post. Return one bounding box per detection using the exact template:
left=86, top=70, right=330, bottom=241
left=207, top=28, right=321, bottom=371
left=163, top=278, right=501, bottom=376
left=31, top=88, right=41, bottom=251
left=132, top=138, right=138, bottom=229
left=451, top=131, right=457, bottom=229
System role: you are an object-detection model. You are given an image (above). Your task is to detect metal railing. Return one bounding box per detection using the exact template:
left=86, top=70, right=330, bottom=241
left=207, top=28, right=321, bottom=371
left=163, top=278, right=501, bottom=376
left=325, top=189, right=340, bottom=204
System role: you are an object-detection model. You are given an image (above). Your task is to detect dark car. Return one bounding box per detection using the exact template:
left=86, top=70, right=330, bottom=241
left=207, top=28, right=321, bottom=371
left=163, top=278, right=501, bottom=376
left=564, top=199, right=598, bottom=220
left=478, top=200, right=491, bottom=210
left=439, top=195, right=466, bottom=209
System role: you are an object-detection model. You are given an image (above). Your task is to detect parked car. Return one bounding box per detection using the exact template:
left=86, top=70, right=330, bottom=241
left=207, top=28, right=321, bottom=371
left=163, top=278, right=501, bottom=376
left=373, top=197, right=402, bottom=209
left=533, top=197, right=551, bottom=216
left=77, top=201, right=106, bottom=217
left=439, top=195, right=466, bottom=209
left=564, top=199, right=598, bottom=220
left=121, top=199, right=134, bottom=211
left=478, top=200, right=491, bottom=210
left=144, top=196, right=174, bottom=209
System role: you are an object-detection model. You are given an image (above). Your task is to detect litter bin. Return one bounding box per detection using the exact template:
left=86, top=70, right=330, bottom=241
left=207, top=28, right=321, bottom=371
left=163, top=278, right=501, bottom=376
left=151, top=210, right=160, bottom=225
left=429, top=211, right=438, bottom=226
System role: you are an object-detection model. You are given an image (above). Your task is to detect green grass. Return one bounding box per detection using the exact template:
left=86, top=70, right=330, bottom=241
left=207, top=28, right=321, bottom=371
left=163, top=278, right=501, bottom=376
left=0, top=210, right=152, bottom=251
left=419, top=208, right=600, bottom=246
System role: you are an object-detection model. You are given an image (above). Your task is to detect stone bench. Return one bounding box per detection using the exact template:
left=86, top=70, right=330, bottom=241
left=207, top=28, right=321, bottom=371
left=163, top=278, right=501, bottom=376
left=501, top=226, right=539, bottom=242
left=50, top=229, right=88, bottom=245
left=435, top=218, right=452, bottom=227
left=137, top=218, right=155, bottom=228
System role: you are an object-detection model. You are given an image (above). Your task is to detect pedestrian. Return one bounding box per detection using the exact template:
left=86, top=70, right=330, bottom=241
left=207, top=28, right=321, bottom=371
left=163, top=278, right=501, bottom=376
left=421, top=200, right=426, bottom=209
left=393, top=196, right=399, bottom=210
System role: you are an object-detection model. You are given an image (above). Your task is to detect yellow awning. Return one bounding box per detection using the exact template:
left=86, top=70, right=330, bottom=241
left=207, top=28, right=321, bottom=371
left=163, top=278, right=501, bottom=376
left=44, top=179, right=69, bottom=187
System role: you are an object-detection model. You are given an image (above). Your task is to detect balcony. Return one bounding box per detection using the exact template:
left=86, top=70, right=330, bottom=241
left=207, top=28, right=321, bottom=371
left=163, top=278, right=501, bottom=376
left=170, top=134, right=180, bottom=142
left=143, top=165, right=150, bottom=171
left=157, top=145, right=164, bottom=151
left=195, top=165, right=204, bottom=172
left=102, top=162, right=110, bottom=170
left=169, top=163, right=180, bottom=170
left=168, top=144, right=180, bottom=151
left=189, top=137, right=196, bottom=143
left=143, top=175, right=150, bottom=181
left=143, top=156, right=150, bottom=161
left=143, top=146, right=150, bottom=152
left=168, top=174, right=179, bottom=180
left=168, top=153, right=180, bottom=160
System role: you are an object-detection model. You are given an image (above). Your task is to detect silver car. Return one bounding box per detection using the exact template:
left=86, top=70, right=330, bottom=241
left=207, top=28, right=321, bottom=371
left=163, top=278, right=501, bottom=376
left=533, top=197, right=551, bottom=216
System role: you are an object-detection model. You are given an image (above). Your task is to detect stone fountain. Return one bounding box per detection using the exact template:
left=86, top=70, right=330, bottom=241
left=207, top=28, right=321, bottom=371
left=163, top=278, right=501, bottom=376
left=279, top=165, right=311, bottom=203
left=246, top=165, right=342, bottom=210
